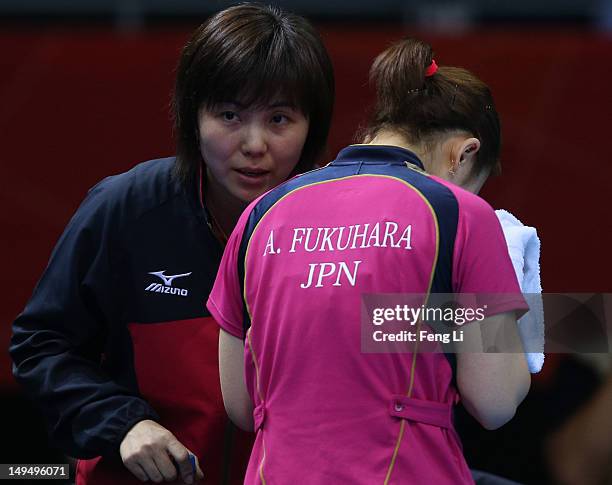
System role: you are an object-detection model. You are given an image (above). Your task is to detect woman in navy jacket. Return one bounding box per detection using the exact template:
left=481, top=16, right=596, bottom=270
left=9, top=4, right=334, bottom=484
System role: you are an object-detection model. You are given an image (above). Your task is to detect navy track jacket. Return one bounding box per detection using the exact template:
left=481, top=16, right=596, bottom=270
left=10, top=158, right=252, bottom=484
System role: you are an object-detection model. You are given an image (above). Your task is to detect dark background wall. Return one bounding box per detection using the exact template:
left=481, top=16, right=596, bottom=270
left=1, top=14, right=611, bottom=482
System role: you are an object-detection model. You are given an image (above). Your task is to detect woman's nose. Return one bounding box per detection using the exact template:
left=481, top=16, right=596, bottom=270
left=241, top=124, right=267, bottom=158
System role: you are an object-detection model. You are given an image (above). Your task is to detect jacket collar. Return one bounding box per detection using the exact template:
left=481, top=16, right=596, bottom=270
left=331, top=144, right=425, bottom=171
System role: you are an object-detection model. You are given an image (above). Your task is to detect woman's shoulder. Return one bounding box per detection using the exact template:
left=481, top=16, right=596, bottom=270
left=87, top=157, right=180, bottom=212
left=91, top=156, right=177, bottom=196
left=429, top=175, right=495, bottom=217
left=71, top=157, right=183, bottom=230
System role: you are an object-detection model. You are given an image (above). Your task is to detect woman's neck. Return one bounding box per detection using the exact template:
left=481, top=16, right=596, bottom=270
left=204, top=173, right=246, bottom=244
left=367, top=131, right=420, bottom=154
left=367, top=131, right=436, bottom=173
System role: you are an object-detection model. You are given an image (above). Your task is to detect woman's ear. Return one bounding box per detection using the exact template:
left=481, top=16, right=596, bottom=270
left=452, top=137, right=490, bottom=194
left=448, top=137, right=480, bottom=175
left=458, top=137, right=480, bottom=164
left=449, top=137, right=480, bottom=176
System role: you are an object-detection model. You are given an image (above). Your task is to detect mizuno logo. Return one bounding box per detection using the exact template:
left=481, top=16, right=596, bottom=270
left=145, top=270, right=192, bottom=297
left=148, top=271, right=192, bottom=286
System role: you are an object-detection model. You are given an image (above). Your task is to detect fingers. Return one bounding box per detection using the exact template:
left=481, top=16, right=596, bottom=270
left=152, top=449, right=180, bottom=482
left=138, top=455, right=166, bottom=483
left=120, top=419, right=196, bottom=483
left=167, top=442, right=201, bottom=484
left=122, top=459, right=148, bottom=482
left=123, top=446, right=176, bottom=483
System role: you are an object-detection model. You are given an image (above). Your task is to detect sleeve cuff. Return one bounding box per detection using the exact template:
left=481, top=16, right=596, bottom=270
left=206, top=298, right=244, bottom=339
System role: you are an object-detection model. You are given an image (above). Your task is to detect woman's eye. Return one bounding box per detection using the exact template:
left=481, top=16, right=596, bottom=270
left=271, top=114, right=288, bottom=124
left=221, top=111, right=237, bottom=121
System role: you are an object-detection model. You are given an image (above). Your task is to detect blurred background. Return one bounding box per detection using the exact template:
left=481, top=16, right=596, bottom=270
left=1, top=1, right=611, bottom=484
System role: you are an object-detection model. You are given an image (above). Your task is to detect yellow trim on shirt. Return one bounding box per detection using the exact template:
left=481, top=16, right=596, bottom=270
left=241, top=173, right=441, bottom=484
left=380, top=176, right=439, bottom=484
left=246, top=328, right=264, bottom=403
left=259, top=435, right=267, bottom=485
left=246, top=328, right=267, bottom=484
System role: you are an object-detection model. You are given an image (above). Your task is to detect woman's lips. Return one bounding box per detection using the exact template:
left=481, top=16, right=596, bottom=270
left=234, top=168, right=270, bottom=185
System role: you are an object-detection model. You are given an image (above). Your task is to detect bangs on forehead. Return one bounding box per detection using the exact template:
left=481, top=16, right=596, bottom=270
left=198, top=32, right=312, bottom=113
left=205, top=79, right=304, bottom=111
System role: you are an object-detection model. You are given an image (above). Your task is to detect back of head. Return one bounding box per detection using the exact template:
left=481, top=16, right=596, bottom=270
left=367, top=38, right=501, bottom=176
left=173, top=3, right=335, bottom=185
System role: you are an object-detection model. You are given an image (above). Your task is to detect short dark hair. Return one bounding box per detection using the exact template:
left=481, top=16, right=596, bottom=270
left=365, top=38, right=501, bottom=176
left=172, top=3, right=335, bottom=185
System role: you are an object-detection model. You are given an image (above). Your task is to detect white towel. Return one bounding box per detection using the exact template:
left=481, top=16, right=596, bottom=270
left=495, top=209, right=545, bottom=373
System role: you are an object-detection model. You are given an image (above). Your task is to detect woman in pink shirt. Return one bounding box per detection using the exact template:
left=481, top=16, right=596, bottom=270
left=209, top=38, right=530, bottom=484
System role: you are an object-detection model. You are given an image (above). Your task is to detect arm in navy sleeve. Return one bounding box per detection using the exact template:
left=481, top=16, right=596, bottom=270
left=9, top=182, right=159, bottom=458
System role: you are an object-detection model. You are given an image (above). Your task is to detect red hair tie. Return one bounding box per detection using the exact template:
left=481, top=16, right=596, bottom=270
left=425, top=59, right=438, bottom=77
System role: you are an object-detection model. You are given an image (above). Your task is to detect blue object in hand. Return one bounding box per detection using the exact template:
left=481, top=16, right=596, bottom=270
left=188, top=453, right=196, bottom=476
